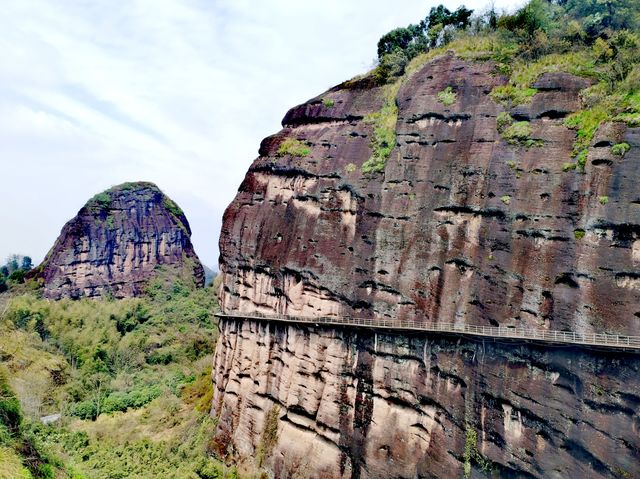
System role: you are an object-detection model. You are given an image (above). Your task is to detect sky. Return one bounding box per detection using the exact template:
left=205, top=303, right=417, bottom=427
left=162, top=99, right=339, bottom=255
left=0, top=0, right=521, bottom=269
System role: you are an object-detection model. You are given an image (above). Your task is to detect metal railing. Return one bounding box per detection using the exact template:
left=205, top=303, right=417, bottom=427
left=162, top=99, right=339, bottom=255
left=216, top=311, right=640, bottom=351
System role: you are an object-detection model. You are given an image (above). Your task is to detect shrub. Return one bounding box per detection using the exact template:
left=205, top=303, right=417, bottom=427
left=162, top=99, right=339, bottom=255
left=563, top=162, right=577, bottom=171
left=574, top=229, right=586, bottom=240
left=276, top=138, right=311, bottom=158
left=0, top=373, right=22, bottom=433
left=576, top=149, right=589, bottom=170
left=256, top=405, right=280, bottom=467
left=496, top=112, right=514, bottom=131
left=490, top=85, right=537, bottom=107
left=89, top=192, right=111, bottom=212
left=599, top=196, right=609, bottom=205
left=375, top=49, right=409, bottom=81
left=322, top=98, right=334, bottom=108
left=611, top=142, right=630, bottom=156
left=500, top=195, right=511, bottom=205
left=345, top=163, right=357, bottom=173
left=362, top=82, right=400, bottom=174
left=437, top=86, right=457, bottom=106
left=8, top=270, right=25, bottom=284
left=501, top=121, right=543, bottom=147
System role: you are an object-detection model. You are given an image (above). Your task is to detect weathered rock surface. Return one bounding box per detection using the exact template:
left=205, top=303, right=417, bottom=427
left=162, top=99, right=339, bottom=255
left=214, top=54, right=640, bottom=477
left=213, top=319, right=640, bottom=479
left=38, top=182, right=204, bottom=299
left=220, top=54, right=640, bottom=335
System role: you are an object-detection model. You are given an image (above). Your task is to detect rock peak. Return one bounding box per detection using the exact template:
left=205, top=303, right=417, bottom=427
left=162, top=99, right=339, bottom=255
left=38, top=181, right=204, bottom=299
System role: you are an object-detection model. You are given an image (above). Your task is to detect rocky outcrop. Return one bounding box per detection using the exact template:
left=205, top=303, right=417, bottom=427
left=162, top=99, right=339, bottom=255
left=214, top=54, right=640, bottom=477
left=38, top=182, right=204, bottom=299
left=219, top=54, right=640, bottom=335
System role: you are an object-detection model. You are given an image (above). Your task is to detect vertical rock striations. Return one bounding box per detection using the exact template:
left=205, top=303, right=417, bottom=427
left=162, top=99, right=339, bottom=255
left=38, top=181, right=204, bottom=299
left=214, top=54, right=640, bottom=477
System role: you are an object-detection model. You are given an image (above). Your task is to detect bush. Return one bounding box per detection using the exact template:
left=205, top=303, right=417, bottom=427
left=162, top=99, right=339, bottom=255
left=501, top=121, right=543, bottom=147
left=496, top=112, right=514, bottom=131
left=375, top=49, right=409, bottom=82
left=0, top=374, right=22, bottom=433
left=276, top=138, right=311, bottom=157
left=611, top=142, right=630, bottom=156
left=437, top=86, right=457, bottom=106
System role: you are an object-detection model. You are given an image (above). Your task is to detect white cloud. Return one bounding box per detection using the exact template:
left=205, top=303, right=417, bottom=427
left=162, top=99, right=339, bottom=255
left=0, top=0, right=521, bottom=267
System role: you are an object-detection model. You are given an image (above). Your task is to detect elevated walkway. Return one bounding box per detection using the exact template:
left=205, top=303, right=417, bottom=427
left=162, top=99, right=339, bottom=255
left=217, top=312, right=640, bottom=352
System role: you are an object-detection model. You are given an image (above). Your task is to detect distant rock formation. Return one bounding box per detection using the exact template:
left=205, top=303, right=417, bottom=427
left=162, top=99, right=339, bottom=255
left=37, top=182, right=204, bottom=299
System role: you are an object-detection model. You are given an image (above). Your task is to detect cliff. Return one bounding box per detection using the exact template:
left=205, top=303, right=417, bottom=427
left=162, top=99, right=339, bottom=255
left=213, top=53, right=640, bottom=478
left=37, top=182, right=204, bottom=299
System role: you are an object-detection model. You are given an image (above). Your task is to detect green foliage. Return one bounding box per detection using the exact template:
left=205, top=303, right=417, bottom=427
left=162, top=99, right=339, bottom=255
left=345, top=163, right=357, bottom=173
left=256, top=405, right=280, bottom=468
left=276, top=138, right=311, bottom=157
left=565, top=108, right=609, bottom=155
left=611, top=142, right=631, bottom=156
left=500, top=195, right=512, bottom=205
left=599, top=195, right=609, bottom=205
left=574, top=229, right=586, bottom=240
left=362, top=82, right=400, bottom=174
left=563, top=162, right=577, bottom=171
left=501, top=121, right=543, bottom=147
left=497, top=112, right=515, bottom=131
left=88, top=192, right=112, bottom=212
left=576, top=149, right=589, bottom=170
left=437, top=86, right=457, bottom=106
left=375, top=49, right=409, bottom=81
left=463, top=425, right=493, bottom=478
left=490, top=85, right=537, bottom=107
left=1, top=274, right=221, bottom=478
left=377, top=23, right=428, bottom=61
left=322, top=98, right=334, bottom=108
left=0, top=371, right=22, bottom=434
left=163, top=197, right=184, bottom=219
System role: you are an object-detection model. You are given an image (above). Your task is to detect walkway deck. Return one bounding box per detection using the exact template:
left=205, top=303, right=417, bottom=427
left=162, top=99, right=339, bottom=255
left=217, top=312, right=640, bottom=352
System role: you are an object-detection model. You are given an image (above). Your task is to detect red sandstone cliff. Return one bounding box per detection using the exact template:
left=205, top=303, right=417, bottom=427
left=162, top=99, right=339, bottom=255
left=37, top=181, right=204, bottom=299
left=213, top=54, right=640, bottom=478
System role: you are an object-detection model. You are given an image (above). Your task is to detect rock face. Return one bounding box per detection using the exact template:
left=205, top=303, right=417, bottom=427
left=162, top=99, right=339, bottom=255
left=39, top=182, right=204, bottom=299
left=214, top=54, right=640, bottom=477
left=213, top=319, right=640, bottom=479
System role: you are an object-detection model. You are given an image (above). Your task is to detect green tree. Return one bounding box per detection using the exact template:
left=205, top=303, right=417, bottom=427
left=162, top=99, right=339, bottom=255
left=21, top=256, right=33, bottom=271
left=565, top=0, right=640, bottom=37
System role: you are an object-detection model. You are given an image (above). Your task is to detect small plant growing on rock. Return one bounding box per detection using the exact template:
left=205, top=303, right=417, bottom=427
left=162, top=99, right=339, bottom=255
left=562, top=162, right=577, bottom=171
left=576, top=149, right=588, bottom=170
left=256, top=405, right=280, bottom=467
left=501, top=121, right=543, bottom=147
left=89, top=192, right=112, bottom=212
left=574, top=229, right=586, bottom=240
left=277, top=138, right=311, bottom=157
left=490, top=85, right=537, bottom=107
left=437, top=86, right=457, bottom=106
left=500, top=195, right=511, bottom=205
left=345, top=163, right=357, bottom=173
left=497, top=112, right=514, bottom=132
left=599, top=195, right=609, bottom=205
left=323, top=98, right=335, bottom=108
left=611, top=142, right=630, bottom=157
left=506, top=160, right=517, bottom=169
